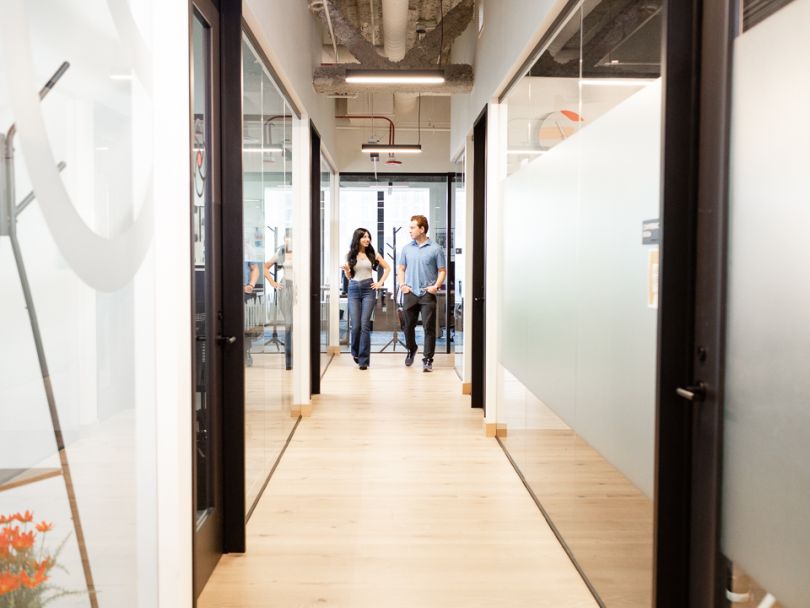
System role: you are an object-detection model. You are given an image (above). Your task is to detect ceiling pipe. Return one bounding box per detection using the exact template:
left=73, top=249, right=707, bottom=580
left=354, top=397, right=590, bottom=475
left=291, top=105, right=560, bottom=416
left=335, top=115, right=394, bottom=145
left=380, top=0, right=419, bottom=114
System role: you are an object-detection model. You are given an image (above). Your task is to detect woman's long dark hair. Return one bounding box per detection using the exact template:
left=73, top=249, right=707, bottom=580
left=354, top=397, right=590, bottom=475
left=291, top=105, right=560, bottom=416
left=346, top=228, right=379, bottom=278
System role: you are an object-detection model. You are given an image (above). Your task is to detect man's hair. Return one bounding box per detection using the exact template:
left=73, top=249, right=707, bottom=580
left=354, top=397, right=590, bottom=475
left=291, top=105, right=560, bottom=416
left=411, top=214, right=429, bottom=234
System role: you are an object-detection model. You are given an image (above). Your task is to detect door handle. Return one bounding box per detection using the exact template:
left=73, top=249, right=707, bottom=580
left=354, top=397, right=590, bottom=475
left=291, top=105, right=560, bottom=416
left=676, top=383, right=706, bottom=402
left=216, top=335, right=236, bottom=345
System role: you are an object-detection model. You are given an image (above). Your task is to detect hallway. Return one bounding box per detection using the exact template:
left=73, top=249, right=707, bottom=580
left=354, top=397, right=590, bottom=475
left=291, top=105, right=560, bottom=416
left=198, top=354, right=596, bottom=607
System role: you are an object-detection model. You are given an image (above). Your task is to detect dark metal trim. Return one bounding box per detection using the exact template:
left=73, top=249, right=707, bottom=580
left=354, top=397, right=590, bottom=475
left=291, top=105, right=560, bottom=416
left=310, top=123, right=322, bottom=396
left=445, top=173, right=454, bottom=355
left=654, top=0, right=732, bottom=606
left=190, top=0, right=224, bottom=598
left=240, top=22, right=303, bottom=119
left=654, top=1, right=700, bottom=605
left=497, top=0, right=582, bottom=103
left=219, top=0, right=245, bottom=555
left=497, top=437, right=606, bottom=607
left=690, top=0, right=733, bottom=605
left=245, top=417, right=303, bottom=522
left=471, top=109, right=486, bottom=410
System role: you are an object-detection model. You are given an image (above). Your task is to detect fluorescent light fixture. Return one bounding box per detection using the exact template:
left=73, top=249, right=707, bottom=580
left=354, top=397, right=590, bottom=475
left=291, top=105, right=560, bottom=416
left=346, top=69, right=445, bottom=85
left=507, top=149, right=545, bottom=155
left=243, top=147, right=284, bottom=153
left=361, top=144, right=422, bottom=154
left=109, top=73, right=133, bottom=81
left=579, top=78, right=656, bottom=87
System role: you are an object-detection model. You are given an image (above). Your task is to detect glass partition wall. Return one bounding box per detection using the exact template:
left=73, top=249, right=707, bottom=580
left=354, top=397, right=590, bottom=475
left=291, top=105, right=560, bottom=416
left=721, top=2, right=810, bottom=606
left=241, top=34, right=296, bottom=515
left=499, top=1, right=663, bottom=605
left=451, top=158, right=465, bottom=378
left=0, top=2, right=160, bottom=605
left=338, top=174, right=450, bottom=357
left=319, top=157, right=333, bottom=376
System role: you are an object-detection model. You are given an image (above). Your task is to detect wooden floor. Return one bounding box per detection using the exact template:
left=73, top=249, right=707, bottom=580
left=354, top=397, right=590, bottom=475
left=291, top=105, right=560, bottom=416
left=198, top=354, right=597, bottom=608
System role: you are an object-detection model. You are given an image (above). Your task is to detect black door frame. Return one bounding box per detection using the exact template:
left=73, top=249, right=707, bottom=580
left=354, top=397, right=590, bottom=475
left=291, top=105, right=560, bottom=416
left=218, top=0, right=246, bottom=555
left=190, top=0, right=223, bottom=597
left=338, top=172, right=455, bottom=355
left=191, top=0, right=245, bottom=600
left=471, top=110, right=486, bottom=410
left=310, top=124, right=322, bottom=395
left=655, top=0, right=732, bottom=606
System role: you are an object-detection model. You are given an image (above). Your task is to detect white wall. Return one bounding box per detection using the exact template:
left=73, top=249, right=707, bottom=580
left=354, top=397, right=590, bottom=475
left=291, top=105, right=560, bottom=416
left=450, top=0, right=563, bottom=153
left=244, top=0, right=337, bottom=159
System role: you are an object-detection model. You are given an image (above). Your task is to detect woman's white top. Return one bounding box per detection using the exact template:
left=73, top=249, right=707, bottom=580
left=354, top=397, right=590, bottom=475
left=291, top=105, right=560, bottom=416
left=352, top=254, right=374, bottom=281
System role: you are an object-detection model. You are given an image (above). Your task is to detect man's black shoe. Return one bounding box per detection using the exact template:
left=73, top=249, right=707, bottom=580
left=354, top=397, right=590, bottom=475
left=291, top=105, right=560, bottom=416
left=404, top=350, right=416, bottom=367
left=423, top=359, right=433, bottom=373
left=359, top=364, right=368, bottom=370
left=353, top=356, right=359, bottom=363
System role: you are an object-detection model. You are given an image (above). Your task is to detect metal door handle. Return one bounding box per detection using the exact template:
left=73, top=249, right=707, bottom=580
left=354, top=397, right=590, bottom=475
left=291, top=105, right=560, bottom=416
left=676, top=383, right=706, bottom=402
left=216, top=335, right=236, bottom=345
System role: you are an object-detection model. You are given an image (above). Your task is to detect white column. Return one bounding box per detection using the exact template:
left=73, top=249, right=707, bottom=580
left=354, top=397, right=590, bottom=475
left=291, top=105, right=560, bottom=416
left=292, top=114, right=311, bottom=407
left=462, top=134, right=474, bottom=386
left=484, top=100, right=506, bottom=427
left=153, top=2, right=192, bottom=605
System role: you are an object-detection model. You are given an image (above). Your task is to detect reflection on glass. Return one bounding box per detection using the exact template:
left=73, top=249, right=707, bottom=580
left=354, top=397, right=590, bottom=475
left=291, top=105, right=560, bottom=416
left=320, top=158, right=332, bottom=375
left=0, top=1, right=158, bottom=604
left=498, top=1, right=662, bottom=605
left=338, top=175, right=449, bottom=355
left=452, top=159, right=465, bottom=377
left=242, top=35, right=296, bottom=514
left=191, top=11, right=213, bottom=523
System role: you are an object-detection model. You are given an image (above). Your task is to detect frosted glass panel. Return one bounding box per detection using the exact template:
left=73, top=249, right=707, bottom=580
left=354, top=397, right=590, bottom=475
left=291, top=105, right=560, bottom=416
left=722, top=2, right=810, bottom=606
left=502, top=82, right=660, bottom=495
left=0, top=1, right=158, bottom=605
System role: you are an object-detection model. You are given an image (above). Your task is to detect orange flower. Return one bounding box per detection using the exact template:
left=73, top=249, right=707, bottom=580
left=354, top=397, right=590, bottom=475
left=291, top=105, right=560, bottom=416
left=0, top=570, right=22, bottom=595
left=35, top=521, right=53, bottom=533
left=0, top=515, right=10, bottom=525
left=11, top=530, right=35, bottom=551
left=20, top=566, right=48, bottom=589
left=18, top=511, right=34, bottom=523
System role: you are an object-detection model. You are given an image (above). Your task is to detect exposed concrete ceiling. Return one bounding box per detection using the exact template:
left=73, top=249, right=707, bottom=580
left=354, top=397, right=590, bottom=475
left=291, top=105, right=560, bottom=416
left=308, top=0, right=474, bottom=95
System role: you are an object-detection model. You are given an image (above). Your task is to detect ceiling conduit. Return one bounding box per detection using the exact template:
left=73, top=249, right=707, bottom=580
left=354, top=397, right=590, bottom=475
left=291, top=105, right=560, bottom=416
left=381, top=0, right=418, bottom=114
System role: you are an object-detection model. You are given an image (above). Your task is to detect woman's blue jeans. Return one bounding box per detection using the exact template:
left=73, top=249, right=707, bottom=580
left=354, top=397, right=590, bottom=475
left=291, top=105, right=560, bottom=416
left=348, top=278, right=376, bottom=366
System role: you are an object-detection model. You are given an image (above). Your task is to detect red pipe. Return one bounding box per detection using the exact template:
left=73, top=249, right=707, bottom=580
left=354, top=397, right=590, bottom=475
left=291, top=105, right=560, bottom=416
left=335, top=115, right=394, bottom=145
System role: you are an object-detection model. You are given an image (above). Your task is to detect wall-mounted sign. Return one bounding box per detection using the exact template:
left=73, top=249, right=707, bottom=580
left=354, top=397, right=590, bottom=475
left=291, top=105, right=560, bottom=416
left=642, top=218, right=660, bottom=245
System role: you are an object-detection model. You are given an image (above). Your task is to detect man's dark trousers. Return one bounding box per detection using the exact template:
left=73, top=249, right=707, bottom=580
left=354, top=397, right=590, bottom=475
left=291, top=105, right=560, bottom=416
left=403, top=292, right=437, bottom=360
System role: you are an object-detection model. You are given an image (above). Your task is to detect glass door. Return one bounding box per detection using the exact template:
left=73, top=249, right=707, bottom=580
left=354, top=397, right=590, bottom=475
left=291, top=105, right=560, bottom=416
left=191, top=2, right=223, bottom=596
left=720, top=2, right=809, bottom=606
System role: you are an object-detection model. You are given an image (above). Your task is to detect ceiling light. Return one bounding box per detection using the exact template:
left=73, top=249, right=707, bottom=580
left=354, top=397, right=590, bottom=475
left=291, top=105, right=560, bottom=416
left=361, top=144, right=422, bottom=154
left=578, top=78, right=656, bottom=87
left=243, top=147, right=284, bottom=153
left=346, top=69, right=445, bottom=85
left=109, top=73, right=133, bottom=81
left=507, top=149, right=545, bottom=155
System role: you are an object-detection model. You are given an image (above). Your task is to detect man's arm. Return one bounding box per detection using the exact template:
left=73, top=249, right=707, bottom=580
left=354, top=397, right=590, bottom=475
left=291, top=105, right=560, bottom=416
left=426, top=268, right=446, bottom=294
left=397, top=264, right=411, bottom=293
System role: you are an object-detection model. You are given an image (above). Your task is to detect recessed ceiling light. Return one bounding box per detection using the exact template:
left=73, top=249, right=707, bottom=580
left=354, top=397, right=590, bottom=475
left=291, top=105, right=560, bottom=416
left=109, top=73, right=133, bottom=81
left=346, top=70, right=445, bottom=85
left=579, top=78, right=656, bottom=87
left=361, top=144, right=422, bottom=154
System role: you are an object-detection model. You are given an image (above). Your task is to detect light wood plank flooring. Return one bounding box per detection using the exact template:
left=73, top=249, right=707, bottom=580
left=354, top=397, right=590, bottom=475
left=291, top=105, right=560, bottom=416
left=199, top=354, right=596, bottom=608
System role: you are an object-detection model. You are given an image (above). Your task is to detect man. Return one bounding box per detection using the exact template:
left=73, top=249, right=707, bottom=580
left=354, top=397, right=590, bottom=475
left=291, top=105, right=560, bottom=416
left=397, top=214, right=446, bottom=372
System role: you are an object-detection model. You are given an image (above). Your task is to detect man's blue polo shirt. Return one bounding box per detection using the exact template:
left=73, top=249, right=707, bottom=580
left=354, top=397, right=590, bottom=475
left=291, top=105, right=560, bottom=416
left=399, top=238, right=446, bottom=296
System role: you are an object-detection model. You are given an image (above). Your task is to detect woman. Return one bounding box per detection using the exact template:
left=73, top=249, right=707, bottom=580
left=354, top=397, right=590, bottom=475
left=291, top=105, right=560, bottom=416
left=343, top=228, right=390, bottom=370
